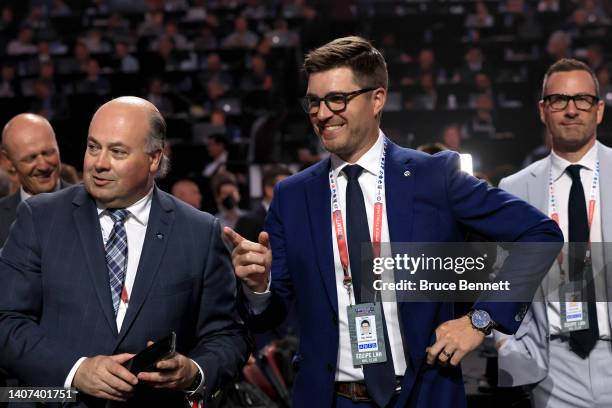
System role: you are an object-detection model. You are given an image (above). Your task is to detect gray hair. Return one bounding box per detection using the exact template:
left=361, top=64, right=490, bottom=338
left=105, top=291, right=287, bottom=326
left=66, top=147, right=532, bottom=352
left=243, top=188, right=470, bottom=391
left=145, top=108, right=170, bottom=178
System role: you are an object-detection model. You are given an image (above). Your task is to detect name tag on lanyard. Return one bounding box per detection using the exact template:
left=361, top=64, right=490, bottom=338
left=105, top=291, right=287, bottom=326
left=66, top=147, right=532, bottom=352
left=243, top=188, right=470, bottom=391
left=347, top=303, right=388, bottom=366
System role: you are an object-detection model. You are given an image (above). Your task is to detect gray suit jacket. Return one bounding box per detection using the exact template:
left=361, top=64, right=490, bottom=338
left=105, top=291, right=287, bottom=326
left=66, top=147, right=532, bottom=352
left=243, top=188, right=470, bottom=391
left=495, top=141, right=612, bottom=386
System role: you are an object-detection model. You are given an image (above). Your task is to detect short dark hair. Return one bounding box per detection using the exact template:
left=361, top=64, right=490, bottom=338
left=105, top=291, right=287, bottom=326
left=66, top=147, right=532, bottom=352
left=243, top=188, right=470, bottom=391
left=209, top=133, right=227, bottom=148
left=541, top=58, right=600, bottom=98
left=361, top=320, right=370, bottom=327
left=211, top=171, right=237, bottom=196
left=262, top=165, right=292, bottom=189
left=303, top=36, right=388, bottom=90
left=417, top=142, right=448, bottom=155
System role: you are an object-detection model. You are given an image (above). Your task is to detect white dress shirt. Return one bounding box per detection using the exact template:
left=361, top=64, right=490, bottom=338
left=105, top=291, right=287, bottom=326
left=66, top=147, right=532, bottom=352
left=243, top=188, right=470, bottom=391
left=546, top=144, right=610, bottom=338
left=244, top=132, right=408, bottom=381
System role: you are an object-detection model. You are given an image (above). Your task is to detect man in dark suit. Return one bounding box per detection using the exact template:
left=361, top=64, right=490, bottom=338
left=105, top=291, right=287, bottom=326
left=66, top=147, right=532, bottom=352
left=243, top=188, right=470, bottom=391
left=225, top=36, right=563, bottom=408
left=0, top=113, right=63, bottom=247
left=235, top=165, right=291, bottom=242
left=0, top=97, right=249, bottom=406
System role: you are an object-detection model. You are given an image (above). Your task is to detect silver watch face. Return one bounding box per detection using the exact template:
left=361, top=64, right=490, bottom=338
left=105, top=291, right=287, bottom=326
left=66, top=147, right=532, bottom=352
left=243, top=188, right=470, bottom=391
left=471, top=310, right=491, bottom=329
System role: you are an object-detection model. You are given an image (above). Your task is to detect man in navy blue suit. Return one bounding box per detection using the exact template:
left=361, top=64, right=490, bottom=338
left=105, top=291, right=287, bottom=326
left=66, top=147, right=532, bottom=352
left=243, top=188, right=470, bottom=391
left=225, top=36, right=563, bottom=407
left=0, top=97, right=249, bottom=406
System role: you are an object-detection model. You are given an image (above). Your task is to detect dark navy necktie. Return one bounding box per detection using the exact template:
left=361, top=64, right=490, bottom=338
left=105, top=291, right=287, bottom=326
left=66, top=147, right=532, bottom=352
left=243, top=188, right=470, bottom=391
left=344, top=164, right=396, bottom=407
left=106, top=208, right=129, bottom=316
left=566, top=165, right=598, bottom=358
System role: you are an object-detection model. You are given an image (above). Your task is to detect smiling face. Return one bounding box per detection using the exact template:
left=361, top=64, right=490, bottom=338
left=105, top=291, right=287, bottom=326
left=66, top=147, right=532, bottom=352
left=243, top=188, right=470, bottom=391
left=2, top=114, right=60, bottom=195
left=306, top=67, right=385, bottom=163
left=83, top=98, right=162, bottom=208
left=539, top=70, right=604, bottom=158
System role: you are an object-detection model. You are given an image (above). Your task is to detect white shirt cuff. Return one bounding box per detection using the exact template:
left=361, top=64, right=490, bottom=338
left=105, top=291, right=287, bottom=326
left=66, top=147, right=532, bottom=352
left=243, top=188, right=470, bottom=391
left=241, top=279, right=271, bottom=315
left=64, top=357, right=87, bottom=388
left=185, top=359, right=205, bottom=396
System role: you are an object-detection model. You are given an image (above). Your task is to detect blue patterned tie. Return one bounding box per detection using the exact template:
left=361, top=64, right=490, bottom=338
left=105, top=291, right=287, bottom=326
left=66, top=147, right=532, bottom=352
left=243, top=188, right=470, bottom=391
left=105, top=209, right=130, bottom=316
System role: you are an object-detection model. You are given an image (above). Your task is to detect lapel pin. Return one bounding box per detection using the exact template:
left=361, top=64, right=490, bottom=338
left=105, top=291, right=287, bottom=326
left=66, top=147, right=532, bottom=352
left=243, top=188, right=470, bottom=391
left=404, top=170, right=411, bottom=177
left=156, top=233, right=164, bottom=240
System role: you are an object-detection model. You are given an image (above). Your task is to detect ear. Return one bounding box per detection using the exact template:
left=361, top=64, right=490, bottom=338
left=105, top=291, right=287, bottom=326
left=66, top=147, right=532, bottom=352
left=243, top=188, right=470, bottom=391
left=538, top=99, right=546, bottom=125
left=372, top=88, right=387, bottom=118
left=149, top=149, right=163, bottom=173
left=596, top=99, right=605, bottom=125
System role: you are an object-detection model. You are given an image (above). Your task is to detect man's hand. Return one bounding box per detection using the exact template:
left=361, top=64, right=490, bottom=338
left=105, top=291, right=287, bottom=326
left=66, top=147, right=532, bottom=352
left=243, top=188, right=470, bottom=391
left=223, top=227, right=271, bottom=293
left=137, top=341, right=199, bottom=390
left=426, top=315, right=485, bottom=367
left=73, top=353, right=137, bottom=401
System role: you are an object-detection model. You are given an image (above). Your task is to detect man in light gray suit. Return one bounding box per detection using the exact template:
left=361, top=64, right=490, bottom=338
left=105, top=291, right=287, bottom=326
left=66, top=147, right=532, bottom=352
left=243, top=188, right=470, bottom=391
left=496, top=58, right=612, bottom=407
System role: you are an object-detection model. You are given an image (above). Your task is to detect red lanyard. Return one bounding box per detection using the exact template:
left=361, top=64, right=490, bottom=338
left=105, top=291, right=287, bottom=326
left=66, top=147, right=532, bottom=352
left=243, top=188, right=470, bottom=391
left=549, top=160, right=599, bottom=273
left=549, top=160, right=599, bottom=239
left=329, top=139, right=387, bottom=301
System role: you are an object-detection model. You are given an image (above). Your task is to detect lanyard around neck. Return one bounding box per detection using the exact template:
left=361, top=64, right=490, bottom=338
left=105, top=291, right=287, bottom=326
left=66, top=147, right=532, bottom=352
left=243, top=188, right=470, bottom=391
left=329, top=138, right=387, bottom=296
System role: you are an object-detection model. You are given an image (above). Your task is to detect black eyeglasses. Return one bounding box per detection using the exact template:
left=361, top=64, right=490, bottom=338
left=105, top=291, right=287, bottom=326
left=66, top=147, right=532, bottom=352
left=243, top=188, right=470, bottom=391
left=542, top=93, right=600, bottom=111
left=300, top=88, right=376, bottom=114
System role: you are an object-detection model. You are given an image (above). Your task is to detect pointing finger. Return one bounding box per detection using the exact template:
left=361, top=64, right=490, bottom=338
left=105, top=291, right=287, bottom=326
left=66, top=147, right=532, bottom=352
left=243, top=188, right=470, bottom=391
left=223, top=227, right=244, bottom=247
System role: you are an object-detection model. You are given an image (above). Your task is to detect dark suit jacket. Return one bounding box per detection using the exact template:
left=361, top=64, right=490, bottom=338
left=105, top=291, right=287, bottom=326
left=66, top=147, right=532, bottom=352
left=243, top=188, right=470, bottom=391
left=244, top=141, right=563, bottom=408
left=0, top=181, right=70, bottom=248
left=0, top=191, right=21, bottom=248
left=0, top=185, right=249, bottom=407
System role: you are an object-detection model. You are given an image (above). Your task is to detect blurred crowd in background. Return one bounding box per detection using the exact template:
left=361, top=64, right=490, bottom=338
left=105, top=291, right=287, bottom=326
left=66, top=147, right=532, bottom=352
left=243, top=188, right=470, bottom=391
left=1, top=0, right=612, bottom=216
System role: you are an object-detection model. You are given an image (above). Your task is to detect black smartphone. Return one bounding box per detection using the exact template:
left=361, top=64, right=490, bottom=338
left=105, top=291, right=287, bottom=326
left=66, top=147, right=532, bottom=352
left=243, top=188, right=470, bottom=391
left=123, top=332, right=176, bottom=374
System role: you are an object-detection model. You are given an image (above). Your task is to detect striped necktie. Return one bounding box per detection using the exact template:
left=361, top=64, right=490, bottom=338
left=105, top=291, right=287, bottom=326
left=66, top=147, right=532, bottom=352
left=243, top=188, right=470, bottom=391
left=105, top=208, right=130, bottom=316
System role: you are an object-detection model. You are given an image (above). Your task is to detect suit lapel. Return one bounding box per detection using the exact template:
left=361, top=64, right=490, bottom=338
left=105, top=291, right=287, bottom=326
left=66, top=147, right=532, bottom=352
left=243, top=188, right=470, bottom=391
left=2, top=191, right=20, bottom=211
left=116, top=188, right=174, bottom=344
left=595, top=143, right=612, bottom=317
left=72, top=187, right=118, bottom=335
left=384, top=142, right=422, bottom=371
left=598, top=143, right=612, bottom=243
left=385, top=142, right=415, bottom=244
left=525, top=158, right=551, bottom=335
left=304, top=159, right=338, bottom=314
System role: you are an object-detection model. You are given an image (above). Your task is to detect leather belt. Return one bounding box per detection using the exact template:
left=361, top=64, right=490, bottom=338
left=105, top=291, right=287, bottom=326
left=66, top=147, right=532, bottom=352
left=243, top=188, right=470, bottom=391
left=549, top=334, right=611, bottom=342
left=335, top=378, right=402, bottom=402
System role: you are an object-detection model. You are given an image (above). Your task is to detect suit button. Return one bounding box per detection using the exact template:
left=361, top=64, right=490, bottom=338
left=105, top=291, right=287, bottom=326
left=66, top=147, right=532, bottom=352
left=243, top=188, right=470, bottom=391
left=327, top=363, right=334, bottom=372
left=332, top=315, right=338, bottom=325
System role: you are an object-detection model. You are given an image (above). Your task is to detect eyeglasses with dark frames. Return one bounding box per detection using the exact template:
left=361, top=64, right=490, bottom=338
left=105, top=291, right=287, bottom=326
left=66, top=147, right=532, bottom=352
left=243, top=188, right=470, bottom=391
left=542, top=93, right=600, bottom=111
left=300, top=87, right=377, bottom=114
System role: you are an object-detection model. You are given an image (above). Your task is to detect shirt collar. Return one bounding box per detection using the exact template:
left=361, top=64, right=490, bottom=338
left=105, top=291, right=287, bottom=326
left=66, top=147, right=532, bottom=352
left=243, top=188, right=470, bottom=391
left=20, top=180, right=61, bottom=202
left=96, top=187, right=154, bottom=227
left=215, top=151, right=228, bottom=164
left=330, top=130, right=385, bottom=179
left=550, top=141, right=598, bottom=182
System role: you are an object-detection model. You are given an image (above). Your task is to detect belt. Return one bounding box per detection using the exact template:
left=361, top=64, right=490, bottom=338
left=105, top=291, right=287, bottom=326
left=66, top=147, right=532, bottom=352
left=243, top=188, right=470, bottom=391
left=335, top=378, right=402, bottom=402
left=549, top=334, right=611, bottom=342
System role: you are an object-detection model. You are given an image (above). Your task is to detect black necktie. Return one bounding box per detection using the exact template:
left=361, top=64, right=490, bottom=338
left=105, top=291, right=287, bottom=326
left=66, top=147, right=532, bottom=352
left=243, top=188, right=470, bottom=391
left=566, top=164, right=598, bottom=358
left=344, top=164, right=396, bottom=407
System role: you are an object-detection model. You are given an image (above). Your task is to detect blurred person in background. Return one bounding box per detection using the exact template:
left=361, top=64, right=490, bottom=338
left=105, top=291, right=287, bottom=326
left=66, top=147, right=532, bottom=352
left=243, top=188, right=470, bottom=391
left=212, top=171, right=244, bottom=230
left=0, top=113, right=65, bottom=246
left=171, top=178, right=202, bottom=209
left=235, top=165, right=292, bottom=242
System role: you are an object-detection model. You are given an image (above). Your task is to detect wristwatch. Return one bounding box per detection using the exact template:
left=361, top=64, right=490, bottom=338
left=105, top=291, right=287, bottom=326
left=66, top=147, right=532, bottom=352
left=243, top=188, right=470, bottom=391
left=187, top=371, right=203, bottom=392
left=467, top=309, right=496, bottom=335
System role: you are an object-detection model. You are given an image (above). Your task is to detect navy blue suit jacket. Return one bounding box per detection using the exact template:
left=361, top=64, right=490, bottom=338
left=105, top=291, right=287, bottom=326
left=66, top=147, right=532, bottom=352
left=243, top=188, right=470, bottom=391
left=245, top=142, right=562, bottom=407
left=0, top=185, right=249, bottom=406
